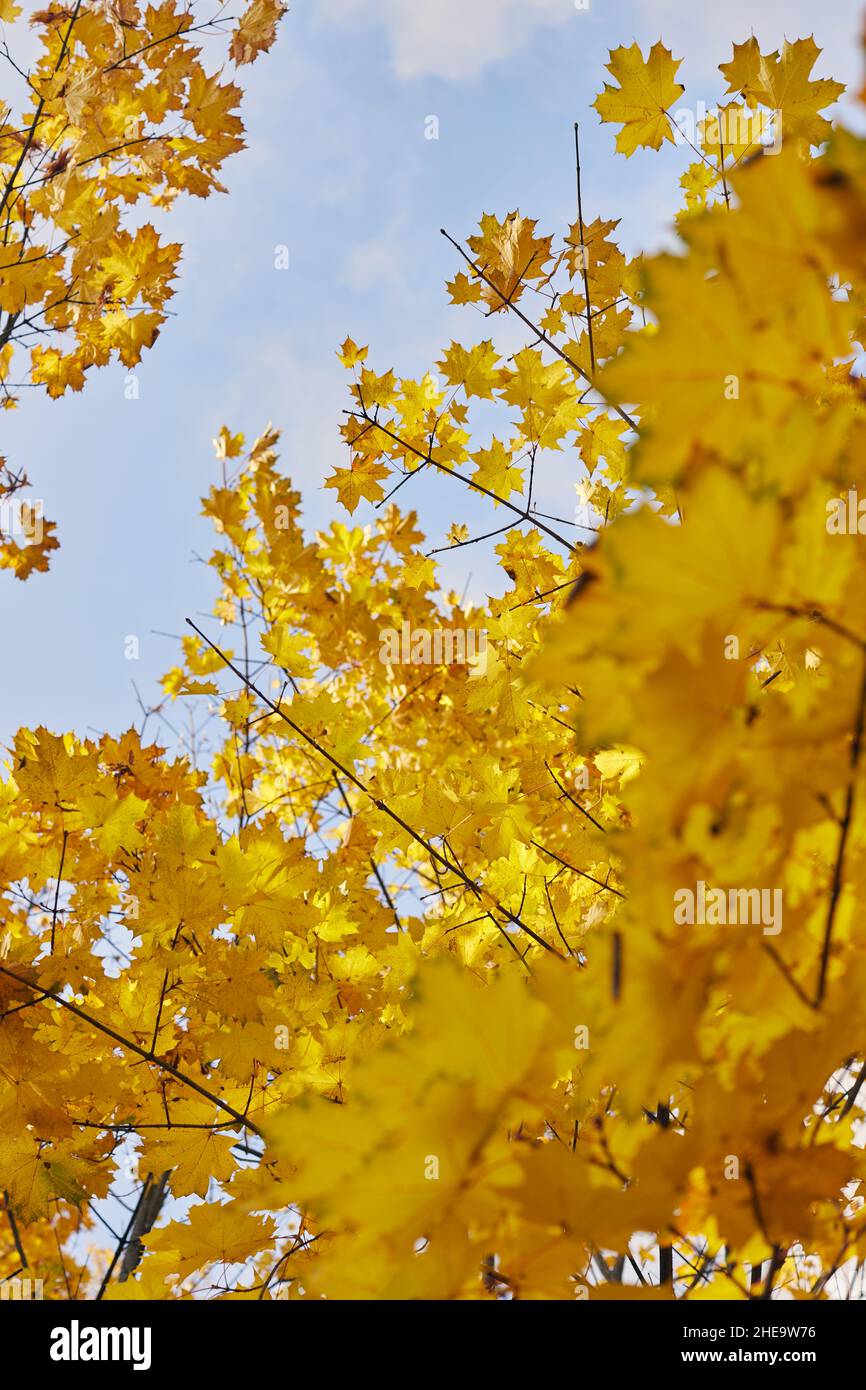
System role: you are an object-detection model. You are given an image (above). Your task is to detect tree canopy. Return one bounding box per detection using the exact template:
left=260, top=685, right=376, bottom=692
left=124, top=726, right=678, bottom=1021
left=2, top=12, right=866, bottom=1302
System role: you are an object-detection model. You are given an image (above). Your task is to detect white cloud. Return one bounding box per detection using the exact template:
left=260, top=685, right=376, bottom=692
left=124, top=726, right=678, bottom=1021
left=318, top=0, right=573, bottom=80
left=317, top=0, right=863, bottom=97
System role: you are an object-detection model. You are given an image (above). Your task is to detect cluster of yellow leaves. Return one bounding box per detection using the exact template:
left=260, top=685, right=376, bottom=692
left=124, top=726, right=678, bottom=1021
left=333, top=197, right=643, bottom=543
left=277, top=32, right=865, bottom=1298
left=0, top=454, right=58, bottom=576
left=0, top=0, right=285, bottom=572
left=3, top=26, right=866, bottom=1303
left=0, top=409, right=624, bottom=1296
left=536, top=41, right=866, bottom=1293
left=591, top=34, right=844, bottom=223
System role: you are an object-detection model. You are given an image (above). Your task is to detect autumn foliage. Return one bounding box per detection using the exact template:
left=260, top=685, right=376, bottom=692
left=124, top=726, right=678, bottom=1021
left=3, top=12, right=866, bottom=1301
left=0, top=0, right=284, bottom=576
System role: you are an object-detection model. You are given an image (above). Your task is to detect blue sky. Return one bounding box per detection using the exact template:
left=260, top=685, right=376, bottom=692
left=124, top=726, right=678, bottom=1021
left=1, top=0, right=863, bottom=744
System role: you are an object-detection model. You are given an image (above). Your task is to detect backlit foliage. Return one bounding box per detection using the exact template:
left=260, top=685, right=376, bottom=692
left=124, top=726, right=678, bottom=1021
left=3, top=23, right=866, bottom=1301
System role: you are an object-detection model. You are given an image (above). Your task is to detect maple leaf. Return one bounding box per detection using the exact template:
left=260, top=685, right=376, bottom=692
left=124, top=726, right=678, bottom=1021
left=145, top=1202, right=274, bottom=1281
left=142, top=1125, right=237, bottom=1198
left=29, top=346, right=86, bottom=398
left=260, top=626, right=316, bottom=676
left=720, top=37, right=844, bottom=146
left=213, top=426, right=245, bottom=460
left=593, top=42, right=685, bottom=155
left=446, top=271, right=483, bottom=306
left=337, top=336, right=368, bottom=368
left=325, top=458, right=390, bottom=513
left=466, top=211, right=553, bottom=311
left=0, top=1135, right=96, bottom=1223
left=230, top=0, right=286, bottom=66
left=401, top=552, right=437, bottom=590
left=438, top=340, right=501, bottom=399
left=678, top=160, right=718, bottom=216
left=471, top=438, right=524, bottom=501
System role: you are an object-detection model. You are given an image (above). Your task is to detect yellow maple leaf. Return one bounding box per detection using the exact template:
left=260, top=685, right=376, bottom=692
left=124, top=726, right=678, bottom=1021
left=593, top=42, right=685, bottom=155
left=719, top=37, right=844, bottom=146
left=230, top=0, right=286, bottom=66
